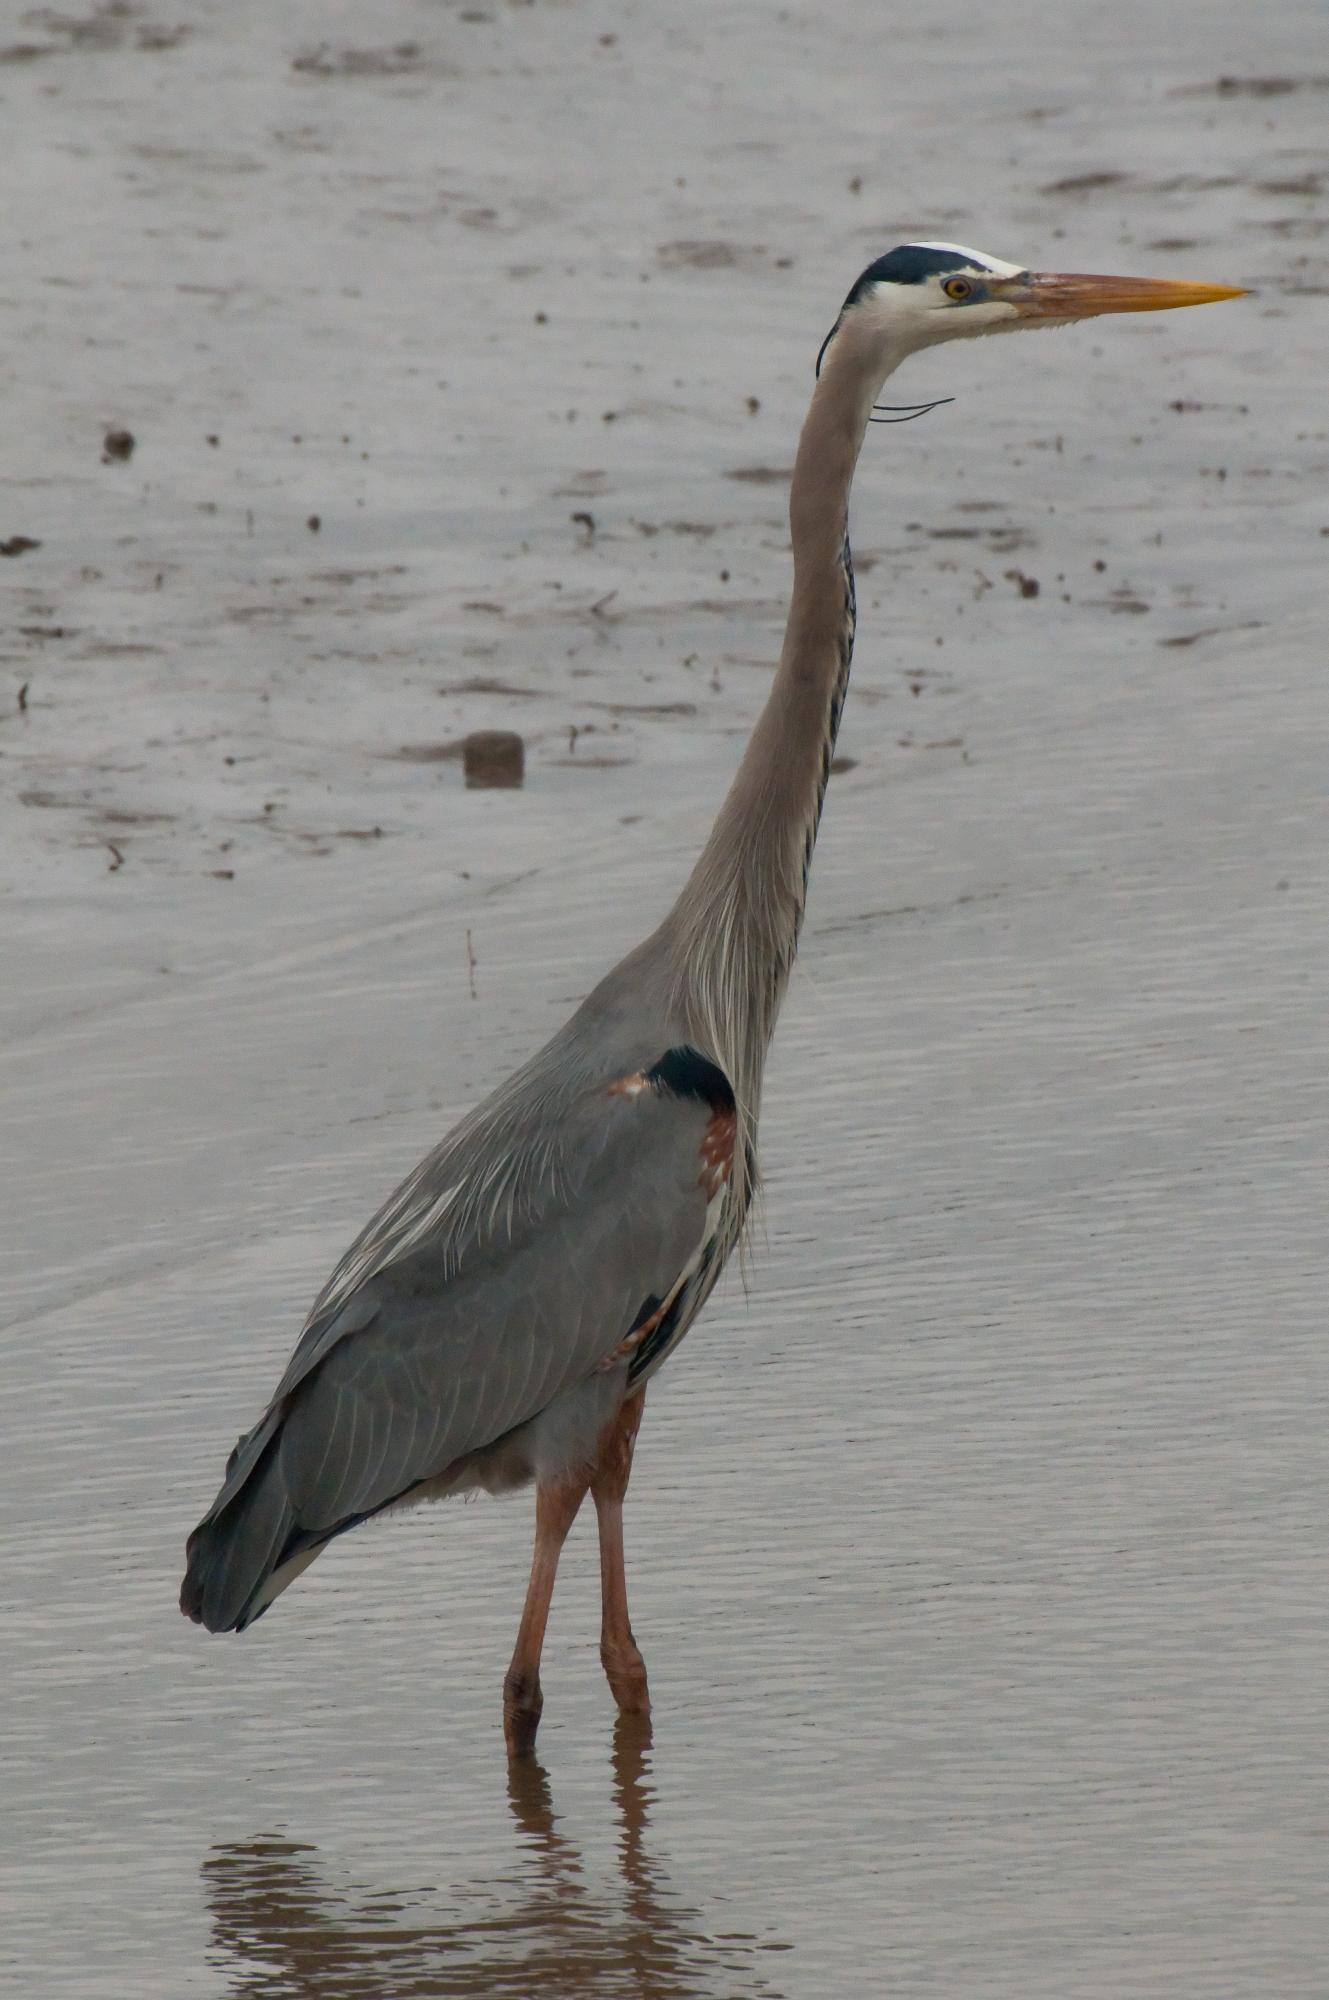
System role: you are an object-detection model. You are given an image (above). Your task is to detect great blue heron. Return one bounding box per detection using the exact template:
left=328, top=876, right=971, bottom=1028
left=181, top=242, right=1244, bottom=1754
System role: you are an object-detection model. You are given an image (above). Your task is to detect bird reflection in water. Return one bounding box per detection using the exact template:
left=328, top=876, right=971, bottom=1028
left=203, top=1718, right=787, bottom=1999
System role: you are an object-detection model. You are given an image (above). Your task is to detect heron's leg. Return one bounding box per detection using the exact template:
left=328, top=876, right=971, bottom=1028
left=504, top=1470, right=588, bottom=1759
left=590, top=1389, right=650, bottom=1717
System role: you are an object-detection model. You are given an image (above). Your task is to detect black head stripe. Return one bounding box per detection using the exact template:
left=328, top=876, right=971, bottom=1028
left=844, top=244, right=992, bottom=306
left=818, top=243, right=997, bottom=374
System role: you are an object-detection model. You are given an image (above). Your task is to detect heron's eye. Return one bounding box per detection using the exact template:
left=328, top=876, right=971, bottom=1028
left=942, top=276, right=973, bottom=302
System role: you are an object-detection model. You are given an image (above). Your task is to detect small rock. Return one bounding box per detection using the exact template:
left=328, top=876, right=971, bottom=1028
left=102, top=428, right=135, bottom=462
left=0, top=535, right=40, bottom=557
left=464, top=730, right=525, bottom=789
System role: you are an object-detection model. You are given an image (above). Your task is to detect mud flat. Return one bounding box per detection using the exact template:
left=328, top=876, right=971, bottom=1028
left=3, top=2, right=1327, bottom=1995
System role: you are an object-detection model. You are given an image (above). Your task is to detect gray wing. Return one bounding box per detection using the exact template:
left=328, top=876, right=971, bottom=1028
left=279, top=1078, right=717, bottom=1528
left=183, top=1058, right=728, bottom=1628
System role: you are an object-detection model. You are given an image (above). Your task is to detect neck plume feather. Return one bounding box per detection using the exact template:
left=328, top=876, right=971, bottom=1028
left=661, top=320, right=894, bottom=1207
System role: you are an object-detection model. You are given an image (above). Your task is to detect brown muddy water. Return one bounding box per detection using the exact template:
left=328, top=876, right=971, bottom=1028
left=4, top=1, right=1328, bottom=1994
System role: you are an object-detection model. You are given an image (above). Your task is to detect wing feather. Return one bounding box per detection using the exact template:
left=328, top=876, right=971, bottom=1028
left=214, top=1066, right=725, bottom=1552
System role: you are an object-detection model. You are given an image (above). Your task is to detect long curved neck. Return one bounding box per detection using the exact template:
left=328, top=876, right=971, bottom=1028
left=662, top=321, right=902, bottom=1139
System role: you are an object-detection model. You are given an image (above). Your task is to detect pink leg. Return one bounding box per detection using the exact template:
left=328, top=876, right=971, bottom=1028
left=504, top=1470, right=588, bottom=1758
left=590, top=1390, right=650, bottom=1717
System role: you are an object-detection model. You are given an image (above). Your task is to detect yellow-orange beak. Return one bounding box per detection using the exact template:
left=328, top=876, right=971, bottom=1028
left=997, top=271, right=1249, bottom=320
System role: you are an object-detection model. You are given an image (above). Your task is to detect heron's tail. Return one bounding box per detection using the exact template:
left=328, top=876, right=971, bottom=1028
left=180, top=1410, right=313, bottom=1633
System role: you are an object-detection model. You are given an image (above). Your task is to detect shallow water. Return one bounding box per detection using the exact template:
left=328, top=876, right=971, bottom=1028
left=5, top=1, right=1329, bottom=1994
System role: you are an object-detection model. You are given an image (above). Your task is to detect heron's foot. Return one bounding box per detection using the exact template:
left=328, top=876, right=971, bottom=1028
left=503, top=1668, right=544, bottom=1758
left=601, top=1634, right=650, bottom=1717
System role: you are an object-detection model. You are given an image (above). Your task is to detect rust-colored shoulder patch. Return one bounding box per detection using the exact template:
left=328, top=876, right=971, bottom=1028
left=699, top=1108, right=737, bottom=1200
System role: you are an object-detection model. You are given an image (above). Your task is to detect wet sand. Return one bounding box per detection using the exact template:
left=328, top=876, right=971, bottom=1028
left=3, top=1, right=1328, bottom=1994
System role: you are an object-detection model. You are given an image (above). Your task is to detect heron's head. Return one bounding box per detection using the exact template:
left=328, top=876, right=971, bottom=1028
left=818, top=240, right=1246, bottom=370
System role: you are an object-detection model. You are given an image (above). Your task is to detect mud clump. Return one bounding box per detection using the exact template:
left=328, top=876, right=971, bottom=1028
left=464, top=730, right=525, bottom=789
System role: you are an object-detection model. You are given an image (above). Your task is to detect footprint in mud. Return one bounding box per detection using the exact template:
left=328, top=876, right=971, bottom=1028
left=1039, top=171, right=1127, bottom=194
left=1171, top=74, right=1329, bottom=96
left=656, top=241, right=794, bottom=274
left=8, top=3, right=190, bottom=55
left=437, top=676, right=540, bottom=699
left=291, top=42, right=452, bottom=79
